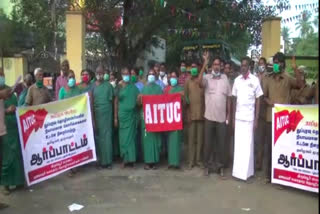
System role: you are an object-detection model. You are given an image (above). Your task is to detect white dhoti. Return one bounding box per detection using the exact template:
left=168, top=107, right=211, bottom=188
left=232, top=119, right=254, bottom=180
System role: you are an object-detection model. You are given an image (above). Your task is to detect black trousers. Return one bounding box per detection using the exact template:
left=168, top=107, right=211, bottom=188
left=265, top=122, right=272, bottom=179
left=203, top=119, right=226, bottom=170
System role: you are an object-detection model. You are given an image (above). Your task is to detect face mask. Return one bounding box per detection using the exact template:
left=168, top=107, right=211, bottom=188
left=211, top=70, right=221, bottom=78
left=104, top=74, right=110, bottom=81
left=181, top=67, right=187, bottom=72
left=122, top=75, right=130, bottom=83
left=131, top=75, right=137, bottom=83
left=190, top=68, right=198, bottom=76
left=36, top=80, right=43, bottom=88
left=0, top=77, right=5, bottom=87
left=68, top=78, right=76, bottom=88
left=170, top=78, right=178, bottom=86
left=148, top=75, right=155, bottom=83
left=273, top=63, right=280, bottom=74
left=110, top=81, right=116, bottom=88
left=82, top=74, right=89, bottom=83
left=96, top=74, right=104, bottom=81
left=258, top=65, right=265, bottom=73
left=139, top=69, right=144, bottom=76
left=160, top=71, right=166, bottom=77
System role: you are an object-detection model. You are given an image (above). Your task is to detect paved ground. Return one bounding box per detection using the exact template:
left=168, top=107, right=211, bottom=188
left=0, top=161, right=318, bottom=214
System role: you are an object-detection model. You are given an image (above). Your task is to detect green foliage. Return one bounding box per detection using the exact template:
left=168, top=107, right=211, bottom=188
left=10, top=0, right=289, bottom=67
left=281, top=26, right=290, bottom=54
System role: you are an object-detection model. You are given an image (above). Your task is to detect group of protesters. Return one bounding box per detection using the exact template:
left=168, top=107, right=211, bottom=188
left=0, top=51, right=318, bottom=202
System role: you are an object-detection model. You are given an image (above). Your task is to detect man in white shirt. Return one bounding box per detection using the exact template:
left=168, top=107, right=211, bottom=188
left=232, top=57, right=263, bottom=181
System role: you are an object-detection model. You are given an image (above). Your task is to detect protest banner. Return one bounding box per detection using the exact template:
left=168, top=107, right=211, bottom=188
left=142, top=93, right=183, bottom=132
left=16, top=93, right=96, bottom=186
left=272, top=104, right=319, bottom=193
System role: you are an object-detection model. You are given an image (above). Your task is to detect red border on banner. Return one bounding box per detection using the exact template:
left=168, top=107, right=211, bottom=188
left=274, top=168, right=319, bottom=189
left=28, top=150, right=93, bottom=182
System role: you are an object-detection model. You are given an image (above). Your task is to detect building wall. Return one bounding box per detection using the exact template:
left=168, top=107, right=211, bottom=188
left=0, top=57, right=27, bottom=86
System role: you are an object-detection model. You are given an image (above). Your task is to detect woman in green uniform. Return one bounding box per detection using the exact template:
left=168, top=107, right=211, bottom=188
left=109, top=72, right=120, bottom=159
left=78, top=69, right=92, bottom=94
left=117, top=68, right=140, bottom=168
left=59, top=70, right=82, bottom=177
left=18, top=74, right=33, bottom=106
left=92, top=66, right=115, bottom=169
left=58, top=70, right=81, bottom=99
left=0, top=71, right=24, bottom=195
left=167, top=70, right=184, bottom=169
left=140, top=69, right=163, bottom=170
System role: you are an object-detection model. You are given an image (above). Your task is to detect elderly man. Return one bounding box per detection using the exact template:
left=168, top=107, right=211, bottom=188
left=18, top=73, right=33, bottom=106
left=199, top=52, right=232, bottom=177
left=232, top=56, right=263, bottom=181
left=25, top=68, right=51, bottom=106
left=55, top=60, right=69, bottom=100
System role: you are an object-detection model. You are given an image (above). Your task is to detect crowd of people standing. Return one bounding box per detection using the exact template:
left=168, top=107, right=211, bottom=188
left=0, top=51, right=318, bottom=206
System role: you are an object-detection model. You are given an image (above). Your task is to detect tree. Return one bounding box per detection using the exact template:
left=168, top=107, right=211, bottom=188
left=295, top=11, right=314, bottom=39
left=313, top=14, right=318, bottom=31
left=11, top=0, right=289, bottom=67
left=281, top=26, right=290, bottom=54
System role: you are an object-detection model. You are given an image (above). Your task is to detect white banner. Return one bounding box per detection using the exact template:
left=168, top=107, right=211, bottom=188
left=272, top=104, right=318, bottom=193
left=16, top=93, right=96, bottom=186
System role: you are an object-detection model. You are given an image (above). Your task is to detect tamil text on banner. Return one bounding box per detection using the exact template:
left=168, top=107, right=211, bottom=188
left=16, top=93, right=96, bottom=186
left=142, top=93, right=183, bottom=132
left=272, top=104, right=318, bottom=193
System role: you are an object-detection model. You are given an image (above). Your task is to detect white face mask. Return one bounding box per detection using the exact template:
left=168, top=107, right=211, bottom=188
left=258, top=65, right=265, bottom=73
left=160, top=71, right=166, bottom=77
left=211, top=70, right=220, bottom=77
left=110, top=81, right=116, bottom=88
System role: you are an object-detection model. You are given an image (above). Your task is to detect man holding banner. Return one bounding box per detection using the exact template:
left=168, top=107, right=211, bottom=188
left=262, top=53, right=303, bottom=184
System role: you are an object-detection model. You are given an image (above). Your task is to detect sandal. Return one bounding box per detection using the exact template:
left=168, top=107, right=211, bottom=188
left=144, top=165, right=151, bottom=170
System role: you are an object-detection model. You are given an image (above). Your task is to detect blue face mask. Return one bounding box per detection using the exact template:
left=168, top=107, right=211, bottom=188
left=148, top=75, right=155, bottom=83
left=170, top=78, right=178, bottom=86
left=68, top=78, right=76, bottom=88
left=0, top=77, right=5, bottom=87
left=122, top=75, right=130, bottom=83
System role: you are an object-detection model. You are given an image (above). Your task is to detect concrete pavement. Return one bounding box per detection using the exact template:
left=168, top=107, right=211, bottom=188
left=0, top=162, right=318, bottom=214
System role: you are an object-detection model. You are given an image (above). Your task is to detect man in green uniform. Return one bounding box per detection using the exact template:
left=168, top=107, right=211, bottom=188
left=168, top=70, right=184, bottom=169
left=184, top=63, right=204, bottom=170
left=139, top=69, right=163, bottom=170
left=117, top=67, right=139, bottom=168
left=92, top=66, right=116, bottom=169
